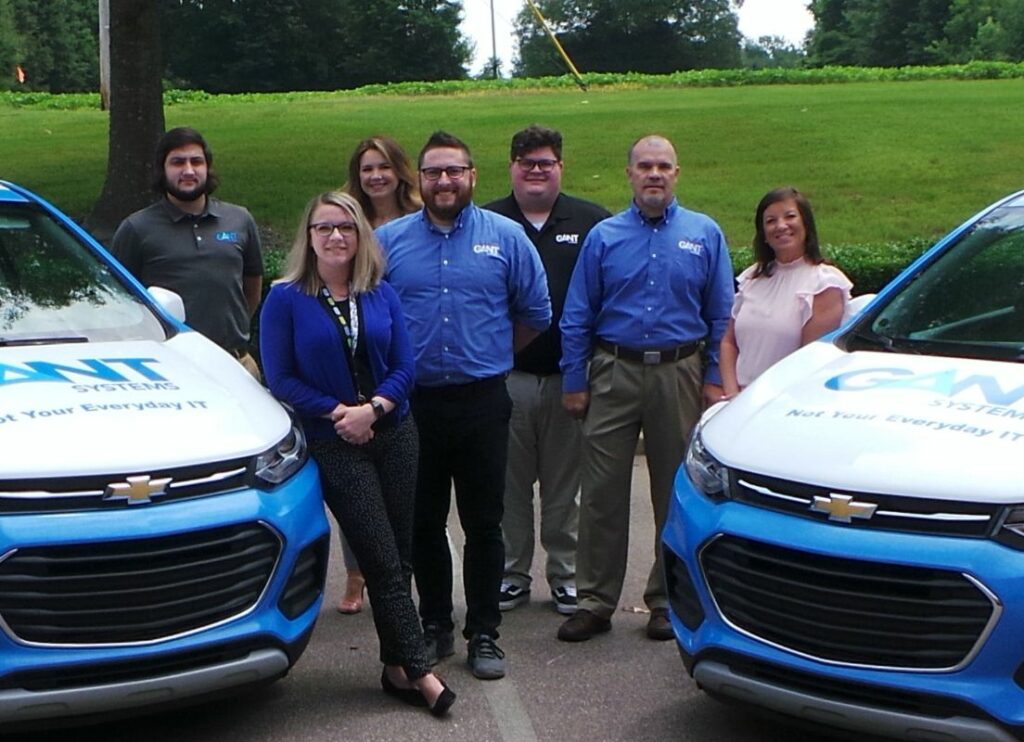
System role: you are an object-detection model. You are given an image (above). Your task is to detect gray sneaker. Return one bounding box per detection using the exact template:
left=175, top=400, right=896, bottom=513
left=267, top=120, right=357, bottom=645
left=422, top=622, right=455, bottom=666
left=467, top=634, right=506, bottom=679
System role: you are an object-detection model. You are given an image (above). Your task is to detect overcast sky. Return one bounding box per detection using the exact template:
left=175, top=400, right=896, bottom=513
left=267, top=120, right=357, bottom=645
left=461, top=0, right=815, bottom=74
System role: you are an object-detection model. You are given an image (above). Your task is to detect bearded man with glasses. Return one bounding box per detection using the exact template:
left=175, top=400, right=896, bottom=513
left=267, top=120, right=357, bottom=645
left=376, top=131, right=551, bottom=681
left=484, top=125, right=610, bottom=619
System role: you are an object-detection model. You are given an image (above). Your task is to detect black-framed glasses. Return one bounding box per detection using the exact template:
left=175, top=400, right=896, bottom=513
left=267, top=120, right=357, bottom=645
left=515, top=157, right=559, bottom=173
left=310, top=221, right=358, bottom=238
left=420, top=165, right=471, bottom=181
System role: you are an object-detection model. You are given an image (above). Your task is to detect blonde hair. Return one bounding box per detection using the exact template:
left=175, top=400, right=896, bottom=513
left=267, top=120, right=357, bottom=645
left=278, top=191, right=386, bottom=295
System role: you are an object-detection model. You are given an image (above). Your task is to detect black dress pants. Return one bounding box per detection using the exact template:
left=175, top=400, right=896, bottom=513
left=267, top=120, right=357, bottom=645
left=410, top=376, right=512, bottom=640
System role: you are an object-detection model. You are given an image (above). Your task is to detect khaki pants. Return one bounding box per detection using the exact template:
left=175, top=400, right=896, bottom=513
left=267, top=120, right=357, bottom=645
left=237, top=351, right=262, bottom=383
left=576, top=348, right=703, bottom=619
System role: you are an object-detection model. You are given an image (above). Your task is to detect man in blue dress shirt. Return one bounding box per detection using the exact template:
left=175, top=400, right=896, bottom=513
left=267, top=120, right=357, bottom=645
left=376, top=131, right=551, bottom=679
left=557, top=135, right=734, bottom=643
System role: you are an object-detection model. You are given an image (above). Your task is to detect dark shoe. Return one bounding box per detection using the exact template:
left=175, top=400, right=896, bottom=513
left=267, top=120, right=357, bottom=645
left=422, top=623, right=455, bottom=666
left=466, top=634, right=506, bottom=679
left=381, top=668, right=428, bottom=707
left=646, top=607, right=673, bottom=641
left=557, top=609, right=610, bottom=642
left=550, top=585, right=578, bottom=615
left=498, top=582, right=530, bottom=611
left=430, top=679, right=457, bottom=717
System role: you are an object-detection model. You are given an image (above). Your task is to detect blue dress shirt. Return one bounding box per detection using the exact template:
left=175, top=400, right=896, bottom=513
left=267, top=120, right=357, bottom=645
left=560, top=199, right=735, bottom=392
left=377, top=204, right=552, bottom=387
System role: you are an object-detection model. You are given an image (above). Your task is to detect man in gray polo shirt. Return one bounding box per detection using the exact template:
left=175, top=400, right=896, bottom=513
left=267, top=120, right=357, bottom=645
left=112, top=127, right=263, bottom=371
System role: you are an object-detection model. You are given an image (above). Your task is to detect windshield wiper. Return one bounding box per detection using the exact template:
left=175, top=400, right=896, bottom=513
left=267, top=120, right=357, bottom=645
left=0, top=336, right=89, bottom=347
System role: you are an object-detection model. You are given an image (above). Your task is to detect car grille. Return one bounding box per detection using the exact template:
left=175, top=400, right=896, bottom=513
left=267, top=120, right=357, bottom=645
left=0, top=458, right=250, bottom=513
left=700, top=535, right=998, bottom=670
left=731, top=470, right=998, bottom=538
left=0, top=523, right=280, bottom=646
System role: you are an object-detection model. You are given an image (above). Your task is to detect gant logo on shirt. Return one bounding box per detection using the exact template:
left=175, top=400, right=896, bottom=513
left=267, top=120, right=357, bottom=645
left=216, top=231, right=239, bottom=242
left=555, top=233, right=580, bottom=245
left=473, top=243, right=501, bottom=257
left=678, top=240, right=703, bottom=256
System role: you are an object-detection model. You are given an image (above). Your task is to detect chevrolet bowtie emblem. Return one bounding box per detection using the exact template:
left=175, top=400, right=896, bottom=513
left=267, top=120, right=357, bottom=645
left=811, top=493, right=878, bottom=523
left=104, top=475, right=172, bottom=505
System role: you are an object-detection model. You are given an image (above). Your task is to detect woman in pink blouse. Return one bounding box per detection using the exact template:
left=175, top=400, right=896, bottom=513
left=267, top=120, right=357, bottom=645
left=720, top=187, right=852, bottom=399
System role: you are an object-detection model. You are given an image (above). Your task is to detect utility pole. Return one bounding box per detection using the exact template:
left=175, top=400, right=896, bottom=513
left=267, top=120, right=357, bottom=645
left=98, top=0, right=110, bottom=110
left=489, top=0, right=498, bottom=78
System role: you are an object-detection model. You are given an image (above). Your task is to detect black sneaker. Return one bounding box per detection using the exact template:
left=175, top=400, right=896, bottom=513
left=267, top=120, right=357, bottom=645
left=422, top=622, right=454, bottom=666
left=466, top=634, right=506, bottom=679
left=550, top=585, right=577, bottom=615
left=498, top=582, right=530, bottom=611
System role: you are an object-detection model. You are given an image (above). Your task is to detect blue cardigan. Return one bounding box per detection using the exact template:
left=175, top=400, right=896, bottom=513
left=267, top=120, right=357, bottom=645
left=260, top=280, right=415, bottom=441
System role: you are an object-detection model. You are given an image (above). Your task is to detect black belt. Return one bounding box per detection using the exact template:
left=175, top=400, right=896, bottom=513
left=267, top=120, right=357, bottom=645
left=597, top=339, right=700, bottom=365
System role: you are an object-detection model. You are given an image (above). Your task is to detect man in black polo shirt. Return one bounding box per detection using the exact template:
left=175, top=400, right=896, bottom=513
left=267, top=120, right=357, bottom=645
left=485, top=125, right=610, bottom=617
left=112, top=127, right=263, bottom=375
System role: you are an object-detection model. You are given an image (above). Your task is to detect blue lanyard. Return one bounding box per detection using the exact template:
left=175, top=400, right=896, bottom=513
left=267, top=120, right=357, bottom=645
left=320, top=287, right=359, bottom=352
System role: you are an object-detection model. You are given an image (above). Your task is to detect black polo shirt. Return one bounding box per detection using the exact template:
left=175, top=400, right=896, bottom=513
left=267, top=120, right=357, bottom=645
left=485, top=192, right=610, bottom=375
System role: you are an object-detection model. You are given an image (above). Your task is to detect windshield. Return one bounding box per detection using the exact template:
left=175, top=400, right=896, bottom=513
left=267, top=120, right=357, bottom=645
left=863, top=205, right=1024, bottom=362
left=0, top=202, right=167, bottom=344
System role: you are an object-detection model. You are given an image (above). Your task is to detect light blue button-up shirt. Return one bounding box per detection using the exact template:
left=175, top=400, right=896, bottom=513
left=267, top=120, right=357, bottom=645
left=377, top=204, right=551, bottom=387
left=560, top=199, right=734, bottom=392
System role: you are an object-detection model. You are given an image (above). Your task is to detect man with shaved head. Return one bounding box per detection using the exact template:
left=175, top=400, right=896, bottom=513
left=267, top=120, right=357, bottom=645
left=557, top=135, right=734, bottom=642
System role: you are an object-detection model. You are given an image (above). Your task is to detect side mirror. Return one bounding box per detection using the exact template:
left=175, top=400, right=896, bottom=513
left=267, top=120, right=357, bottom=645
left=843, top=293, right=876, bottom=324
left=147, top=286, right=186, bottom=323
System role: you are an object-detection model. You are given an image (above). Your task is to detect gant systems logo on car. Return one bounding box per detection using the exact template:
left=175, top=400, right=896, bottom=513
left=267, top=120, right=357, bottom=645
left=0, top=358, right=178, bottom=393
left=825, top=367, right=1024, bottom=408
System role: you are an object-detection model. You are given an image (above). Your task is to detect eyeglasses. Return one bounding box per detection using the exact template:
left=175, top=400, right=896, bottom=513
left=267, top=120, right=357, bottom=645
left=419, top=166, right=471, bottom=181
left=515, top=157, right=559, bottom=173
left=310, top=221, right=358, bottom=238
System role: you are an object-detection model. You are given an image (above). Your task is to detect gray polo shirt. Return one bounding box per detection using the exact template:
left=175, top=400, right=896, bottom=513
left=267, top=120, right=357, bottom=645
left=111, top=196, right=264, bottom=351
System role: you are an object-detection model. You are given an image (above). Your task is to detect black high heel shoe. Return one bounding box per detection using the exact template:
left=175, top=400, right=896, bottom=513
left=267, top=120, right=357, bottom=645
left=381, top=668, right=428, bottom=707
left=429, top=680, right=456, bottom=717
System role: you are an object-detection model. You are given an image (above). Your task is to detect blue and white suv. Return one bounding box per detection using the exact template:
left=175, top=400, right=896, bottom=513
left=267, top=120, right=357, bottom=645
left=664, top=190, right=1024, bottom=741
left=0, top=181, right=329, bottom=727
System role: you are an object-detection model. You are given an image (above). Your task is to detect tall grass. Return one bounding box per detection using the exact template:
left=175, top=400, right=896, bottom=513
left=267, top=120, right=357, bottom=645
left=2, top=78, right=1021, bottom=262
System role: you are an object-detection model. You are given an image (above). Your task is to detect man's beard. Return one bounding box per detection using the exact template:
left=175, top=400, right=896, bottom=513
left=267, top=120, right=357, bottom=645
left=164, top=177, right=207, bottom=203
left=425, top=186, right=471, bottom=222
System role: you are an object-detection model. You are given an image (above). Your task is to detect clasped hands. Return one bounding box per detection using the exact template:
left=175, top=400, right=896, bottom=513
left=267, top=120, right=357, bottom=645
left=330, top=402, right=375, bottom=445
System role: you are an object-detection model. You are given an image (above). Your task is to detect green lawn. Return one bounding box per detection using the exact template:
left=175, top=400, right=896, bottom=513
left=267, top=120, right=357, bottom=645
left=2, top=79, right=1022, bottom=258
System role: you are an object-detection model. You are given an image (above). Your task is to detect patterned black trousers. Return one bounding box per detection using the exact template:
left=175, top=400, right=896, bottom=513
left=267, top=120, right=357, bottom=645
left=310, top=415, right=429, bottom=679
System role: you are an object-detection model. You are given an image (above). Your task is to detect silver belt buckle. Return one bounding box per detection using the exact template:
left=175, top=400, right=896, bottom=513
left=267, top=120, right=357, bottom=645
left=642, top=350, right=661, bottom=365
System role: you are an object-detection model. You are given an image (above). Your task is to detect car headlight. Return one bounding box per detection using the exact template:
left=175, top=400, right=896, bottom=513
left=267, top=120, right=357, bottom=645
left=995, top=506, right=1024, bottom=550
left=684, top=429, right=731, bottom=501
left=250, top=417, right=308, bottom=489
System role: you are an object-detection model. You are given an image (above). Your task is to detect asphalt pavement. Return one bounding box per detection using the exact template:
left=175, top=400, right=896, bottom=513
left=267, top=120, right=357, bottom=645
left=16, top=456, right=843, bottom=742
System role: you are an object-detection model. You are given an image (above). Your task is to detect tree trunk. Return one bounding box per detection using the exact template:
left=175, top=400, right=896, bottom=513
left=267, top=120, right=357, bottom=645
left=86, top=0, right=164, bottom=243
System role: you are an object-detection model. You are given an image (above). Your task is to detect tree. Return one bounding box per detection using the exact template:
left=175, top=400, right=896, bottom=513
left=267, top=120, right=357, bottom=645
left=514, top=0, right=742, bottom=77
left=0, top=0, right=22, bottom=89
left=160, top=0, right=471, bottom=92
left=741, top=36, right=805, bottom=69
left=86, top=0, right=165, bottom=241
left=8, top=0, right=98, bottom=92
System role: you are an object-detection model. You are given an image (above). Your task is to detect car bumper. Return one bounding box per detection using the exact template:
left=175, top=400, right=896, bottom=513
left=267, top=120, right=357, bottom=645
left=0, top=461, right=328, bottom=725
left=663, top=468, right=1024, bottom=740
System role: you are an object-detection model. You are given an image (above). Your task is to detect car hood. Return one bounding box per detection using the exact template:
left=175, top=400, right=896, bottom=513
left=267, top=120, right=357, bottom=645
left=702, top=342, right=1024, bottom=502
left=0, top=334, right=290, bottom=477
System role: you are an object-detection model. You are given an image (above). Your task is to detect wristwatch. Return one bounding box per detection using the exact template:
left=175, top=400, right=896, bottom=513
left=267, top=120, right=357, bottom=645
left=370, top=399, right=386, bottom=420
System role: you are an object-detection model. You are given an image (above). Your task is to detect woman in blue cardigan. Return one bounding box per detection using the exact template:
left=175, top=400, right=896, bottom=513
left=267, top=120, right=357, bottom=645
left=261, top=191, right=454, bottom=716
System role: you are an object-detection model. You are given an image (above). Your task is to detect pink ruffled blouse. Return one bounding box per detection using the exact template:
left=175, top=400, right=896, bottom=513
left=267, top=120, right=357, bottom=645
left=733, top=258, right=852, bottom=386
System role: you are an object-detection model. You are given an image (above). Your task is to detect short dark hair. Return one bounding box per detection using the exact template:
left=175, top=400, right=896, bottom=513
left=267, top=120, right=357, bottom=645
left=752, top=186, right=823, bottom=277
left=418, top=130, right=473, bottom=169
left=152, top=126, right=219, bottom=195
left=509, top=124, right=562, bottom=161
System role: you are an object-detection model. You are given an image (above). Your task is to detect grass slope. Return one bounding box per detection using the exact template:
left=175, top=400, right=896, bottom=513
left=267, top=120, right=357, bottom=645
left=2, top=79, right=1022, bottom=265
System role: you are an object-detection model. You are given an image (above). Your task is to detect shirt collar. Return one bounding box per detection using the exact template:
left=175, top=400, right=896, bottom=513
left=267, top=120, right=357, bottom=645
left=630, top=197, right=679, bottom=226
left=161, top=195, right=217, bottom=222
left=420, top=202, right=473, bottom=234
